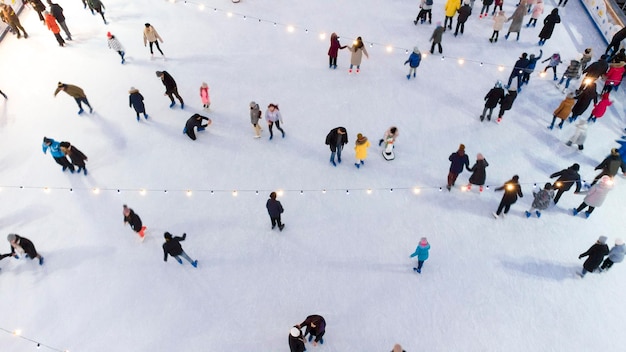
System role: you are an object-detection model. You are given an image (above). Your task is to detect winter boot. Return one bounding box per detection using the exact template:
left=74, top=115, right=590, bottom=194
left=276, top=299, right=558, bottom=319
left=181, top=103, right=185, bottom=109
left=176, top=257, right=183, bottom=264
left=525, top=211, right=532, bottom=218
left=360, top=160, right=365, bottom=165
left=330, top=160, right=336, bottom=167
left=39, top=256, right=44, bottom=266
left=355, top=163, right=360, bottom=168
left=572, top=208, right=579, bottom=216
left=584, top=211, right=591, bottom=218
left=492, top=212, right=499, bottom=219
left=144, top=114, right=149, bottom=119
left=536, top=211, right=541, bottom=218
left=480, top=115, right=485, bottom=121
left=192, top=260, right=198, bottom=268
left=169, top=102, right=176, bottom=108
left=279, top=224, right=285, bottom=231
left=406, top=74, right=411, bottom=80
left=78, top=108, right=84, bottom=115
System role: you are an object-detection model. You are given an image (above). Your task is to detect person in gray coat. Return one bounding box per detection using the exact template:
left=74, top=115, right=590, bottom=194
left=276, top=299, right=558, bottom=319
left=505, top=0, right=526, bottom=41
left=266, top=192, right=285, bottom=231
left=525, top=183, right=554, bottom=218
left=249, top=101, right=262, bottom=138
left=430, top=22, right=444, bottom=54
left=600, top=238, right=625, bottom=271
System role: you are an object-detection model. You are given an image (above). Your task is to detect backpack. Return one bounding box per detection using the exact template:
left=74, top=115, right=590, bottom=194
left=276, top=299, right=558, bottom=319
left=426, top=0, right=433, bottom=5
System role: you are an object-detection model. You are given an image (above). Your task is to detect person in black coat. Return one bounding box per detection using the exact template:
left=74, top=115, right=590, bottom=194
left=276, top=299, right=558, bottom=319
left=129, top=87, right=148, bottom=120
left=538, top=8, right=560, bottom=46
left=590, top=148, right=626, bottom=185
left=297, top=315, right=326, bottom=346
left=184, top=114, right=211, bottom=140
left=447, top=144, right=470, bottom=191
left=25, top=0, right=46, bottom=22
left=496, top=87, right=518, bottom=123
left=569, top=83, right=598, bottom=123
left=492, top=175, right=523, bottom=218
left=506, top=53, right=530, bottom=89
left=123, top=204, right=146, bottom=239
left=59, top=141, right=88, bottom=175
left=47, top=0, right=71, bottom=40
left=454, top=2, right=472, bottom=36
left=289, top=327, right=306, bottom=352
left=266, top=191, right=285, bottom=231
left=605, top=27, right=626, bottom=56
left=6, top=234, right=44, bottom=265
left=156, top=71, right=184, bottom=109
left=325, top=127, right=348, bottom=167
left=579, top=56, right=609, bottom=91
left=467, top=153, right=488, bottom=191
left=549, top=163, right=581, bottom=204
left=578, top=236, right=609, bottom=277
left=480, top=81, right=505, bottom=121
left=162, top=232, right=197, bottom=267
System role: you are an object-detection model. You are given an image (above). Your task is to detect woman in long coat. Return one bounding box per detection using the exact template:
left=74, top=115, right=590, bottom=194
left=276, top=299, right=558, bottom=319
left=467, top=153, right=489, bottom=191
left=505, top=0, right=526, bottom=41
left=346, top=36, right=369, bottom=73
left=538, top=8, right=560, bottom=45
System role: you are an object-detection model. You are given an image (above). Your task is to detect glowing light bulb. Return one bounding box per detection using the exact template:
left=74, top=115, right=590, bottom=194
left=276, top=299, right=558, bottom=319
left=13, top=329, right=21, bottom=336
left=461, top=185, right=468, bottom=191
left=186, top=190, right=192, bottom=197
left=287, top=25, right=295, bottom=33
left=43, top=187, right=50, bottom=193
left=140, top=189, right=146, bottom=196
left=92, top=188, right=100, bottom=194
left=277, top=190, right=284, bottom=197
left=506, top=184, right=514, bottom=191
left=413, top=188, right=421, bottom=194
left=386, top=45, right=393, bottom=53
left=498, top=65, right=505, bottom=71
left=232, top=190, right=238, bottom=197
left=227, top=12, right=233, bottom=17
left=539, top=71, right=547, bottom=78
left=319, top=33, right=326, bottom=40
left=458, top=58, right=464, bottom=65
left=198, top=4, right=205, bottom=10
left=366, top=189, right=372, bottom=194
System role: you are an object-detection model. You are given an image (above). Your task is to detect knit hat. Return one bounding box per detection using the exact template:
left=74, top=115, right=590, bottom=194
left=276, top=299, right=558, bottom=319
left=611, top=148, right=619, bottom=156
left=420, top=237, right=428, bottom=246
left=164, top=232, right=172, bottom=240
left=512, top=175, right=519, bottom=181
left=616, top=238, right=624, bottom=245
left=249, top=101, right=257, bottom=108
left=145, top=23, right=151, bottom=28
left=7, top=234, right=17, bottom=242
left=57, top=82, right=64, bottom=88
left=598, top=236, right=608, bottom=244
left=459, top=144, right=465, bottom=151
left=43, top=137, right=52, bottom=144
left=106, top=32, right=112, bottom=38
left=290, top=327, right=301, bottom=337
left=201, top=82, right=208, bottom=88
left=413, top=46, right=420, bottom=54
left=356, top=133, right=368, bottom=144
left=155, top=71, right=163, bottom=77
left=477, top=153, right=484, bottom=160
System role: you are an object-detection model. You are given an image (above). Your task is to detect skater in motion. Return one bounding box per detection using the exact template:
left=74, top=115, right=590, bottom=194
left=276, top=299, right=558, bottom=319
left=549, top=163, right=581, bottom=204
left=87, top=0, right=107, bottom=24
left=200, top=82, right=210, bottom=110
left=496, top=85, right=518, bottom=123
left=266, top=191, right=285, bottom=231
left=296, top=315, right=326, bottom=346
left=326, top=127, right=348, bottom=166
left=541, top=52, right=562, bottom=81
left=42, top=136, right=74, bottom=173
left=578, top=236, right=609, bottom=277
left=249, top=101, right=262, bottom=138
left=525, top=183, right=554, bottom=218
left=327, top=32, right=346, bottom=69
left=410, top=237, right=430, bottom=273
left=504, top=0, right=526, bottom=41
left=354, top=133, right=370, bottom=168
left=404, top=46, right=422, bottom=80
left=59, top=141, right=88, bottom=175
left=184, top=113, right=211, bottom=141
left=454, top=0, right=472, bottom=37
left=590, top=148, right=626, bottom=186
left=430, top=22, right=444, bottom=54
left=162, top=232, right=197, bottom=267
left=573, top=175, right=614, bottom=218
left=107, top=32, right=125, bottom=64
left=0, top=3, right=28, bottom=39
left=266, top=103, right=285, bottom=140
left=537, top=8, right=560, bottom=46
left=346, top=36, right=369, bottom=73
left=289, top=327, right=306, bottom=352
left=414, top=0, right=433, bottom=25
left=5, top=234, right=44, bottom=265
left=480, top=81, right=504, bottom=121
left=492, top=175, right=523, bottom=218
left=143, top=23, right=164, bottom=57
left=548, top=91, right=575, bottom=130
left=54, top=82, right=93, bottom=115
left=129, top=87, right=149, bottom=121
left=489, top=10, right=507, bottom=43
left=47, top=0, right=71, bottom=41
left=156, top=71, right=184, bottom=109
left=467, top=153, right=488, bottom=192
left=43, top=11, right=65, bottom=47
left=565, top=119, right=588, bottom=151
left=447, top=144, right=470, bottom=191
left=123, top=205, right=146, bottom=239
left=568, top=82, right=598, bottom=123
left=600, top=238, right=625, bottom=271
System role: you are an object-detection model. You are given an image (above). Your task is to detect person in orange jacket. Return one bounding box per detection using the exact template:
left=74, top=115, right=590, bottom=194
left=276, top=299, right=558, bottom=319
left=44, top=11, right=65, bottom=47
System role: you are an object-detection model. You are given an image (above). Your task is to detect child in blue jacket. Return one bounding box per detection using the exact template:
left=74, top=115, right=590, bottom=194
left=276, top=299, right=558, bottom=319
left=42, top=136, right=74, bottom=172
left=410, top=237, right=430, bottom=273
left=404, top=47, right=422, bottom=80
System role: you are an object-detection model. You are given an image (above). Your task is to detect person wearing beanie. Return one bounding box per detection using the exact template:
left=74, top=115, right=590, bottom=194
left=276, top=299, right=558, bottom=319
left=0, top=3, right=28, bottom=39
left=266, top=192, right=285, bottom=231
left=107, top=32, right=125, bottom=64
left=578, top=236, right=609, bottom=277
left=326, top=127, right=349, bottom=166
left=288, top=327, right=305, bottom=352
left=129, top=87, right=149, bottom=121
left=87, top=0, right=107, bottom=24
left=496, top=85, right=518, bottom=123
left=410, top=237, right=430, bottom=273
left=44, top=11, right=66, bottom=47
left=47, top=0, right=71, bottom=41
left=162, top=232, right=197, bottom=267
left=266, top=103, right=285, bottom=140
left=573, top=175, right=614, bottom=218
left=42, top=136, right=75, bottom=173
left=548, top=91, right=575, bottom=130
left=249, top=101, right=262, bottom=138
left=600, top=238, right=625, bottom=271
left=156, top=71, right=184, bottom=109
left=200, top=82, right=210, bottom=110
left=480, top=81, right=505, bottom=121
left=565, top=119, right=588, bottom=151
left=590, top=149, right=626, bottom=186
left=143, top=23, right=165, bottom=57
left=5, top=234, right=44, bottom=265
left=549, top=163, right=582, bottom=204
left=354, top=133, right=370, bottom=168
left=525, top=182, right=554, bottom=218
left=467, top=153, right=489, bottom=192
left=414, top=0, right=433, bottom=25
left=327, top=32, right=347, bottom=69
left=404, top=46, right=422, bottom=80
left=492, top=175, right=523, bottom=218
left=379, top=126, right=399, bottom=148
left=183, top=113, right=211, bottom=141
left=54, top=82, right=93, bottom=115
left=296, top=315, right=326, bottom=346
left=447, top=144, right=470, bottom=190
left=123, top=205, right=146, bottom=239
left=59, top=141, right=88, bottom=175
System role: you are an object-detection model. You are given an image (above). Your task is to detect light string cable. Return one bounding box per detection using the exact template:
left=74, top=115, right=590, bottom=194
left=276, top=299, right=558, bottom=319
left=0, top=327, right=69, bottom=352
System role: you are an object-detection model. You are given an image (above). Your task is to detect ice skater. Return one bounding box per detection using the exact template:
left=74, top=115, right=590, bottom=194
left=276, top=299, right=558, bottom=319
left=549, top=163, right=581, bottom=204
left=403, top=46, right=422, bottom=79
left=578, top=236, right=609, bottom=277
left=54, top=82, right=93, bottom=115
left=107, top=32, right=125, bottom=64
left=467, top=153, right=488, bottom=192
left=200, top=82, right=210, bottom=110
left=266, top=103, right=285, bottom=140
left=347, top=36, right=369, bottom=73
left=297, top=315, right=326, bottom=346
left=47, top=0, right=71, bottom=40
left=492, top=175, right=523, bottom=218
left=59, top=141, right=88, bottom=175
left=447, top=144, right=470, bottom=191
left=410, top=237, right=430, bottom=273
left=590, top=148, right=626, bottom=186
left=572, top=175, right=613, bottom=218
left=87, top=0, right=107, bottom=24
left=143, top=23, right=164, bottom=58
left=525, top=183, right=554, bottom=218
left=289, top=327, right=306, bottom=352
left=565, top=119, right=587, bottom=151
left=184, top=113, right=211, bottom=141
left=266, top=191, right=285, bottom=231
left=600, top=238, right=624, bottom=271
left=123, top=205, right=146, bottom=239
left=163, top=232, right=197, bottom=267
left=354, top=133, right=370, bottom=168
left=327, top=32, right=346, bottom=69
left=249, top=101, right=262, bottom=138
left=480, top=81, right=504, bottom=121
left=548, top=91, right=575, bottom=129
left=42, top=137, right=74, bottom=173
left=156, top=71, right=184, bottom=109
left=129, top=87, right=149, bottom=120
left=326, top=127, right=348, bottom=166
left=44, top=11, right=65, bottom=47
left=5, top=234, right=44, bottom=265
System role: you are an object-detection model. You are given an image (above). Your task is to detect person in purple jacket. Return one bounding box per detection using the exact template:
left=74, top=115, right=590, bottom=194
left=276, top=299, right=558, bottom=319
left=447, top=144, right=470, bottom=191
left=327, top=32, right=346, bottom=69
left=296, top=315, right=326, bottom=346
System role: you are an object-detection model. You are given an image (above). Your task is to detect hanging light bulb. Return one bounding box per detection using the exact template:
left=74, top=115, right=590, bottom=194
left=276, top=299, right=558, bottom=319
left=186, top=190, right=193, bottom=197
left=232, top=190, right=238, bottom=197
left=458, top=58, right=464, bottom=65
left=413, top=187, right=421, bottom=194
left=140, top=189, right=146, bottom=196
left=386, top=45, right=393, bottom=53
left=287, top=25, right=295, bottom=33
left=319, top=32, right=326, bottom=40
left=92, top=188, right=100, bottom=194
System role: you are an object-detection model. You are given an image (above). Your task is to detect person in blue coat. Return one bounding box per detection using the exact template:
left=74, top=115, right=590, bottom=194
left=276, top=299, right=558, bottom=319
left=521, top=49, right=542, bottom=85
left=42, top=136, right=74, bottom=172
left=404, top=46, right=422, bottom=80
left=447, top=143, right=470, bottom=191
left=129, top=87, right=148, bottom=121
left=266, top=192, right=285, bottom=231
left=410, top=237, right=430, bottom=273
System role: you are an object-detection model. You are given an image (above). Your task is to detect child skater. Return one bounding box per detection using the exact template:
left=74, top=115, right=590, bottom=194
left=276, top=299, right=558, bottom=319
left=200, top=82, right=210, bottom=110
left=565, top=119, right=588, bottom=150
left=410, top=237, right=430, bottom=273
left=541, top=52, right=562, bottom=81
left=548, top=91, right=575, bottom=130
left=354, top=133, right=370, bottom=168
left=404, top=46, right=422, bottom=80
left=587, top=92, right=612, bottom=123
left=106, top=32, right=125, bottom=64
left=525, top=182, right=554, bottom=218
left=123, top=204, right=146, bottom=239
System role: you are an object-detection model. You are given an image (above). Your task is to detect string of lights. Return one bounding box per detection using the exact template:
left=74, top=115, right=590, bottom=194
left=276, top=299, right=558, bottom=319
left=0, top=327, right=69, bottom=352
left=169, top=0, right=538, bottom=72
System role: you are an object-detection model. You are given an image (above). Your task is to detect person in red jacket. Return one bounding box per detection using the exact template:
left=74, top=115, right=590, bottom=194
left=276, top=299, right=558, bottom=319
left=602, top=62, right=625, bottom=94
left=44, top=11, right=65, bottom=47
left=587, top=93, right=612, bottom=123
left=327, top=32, right=346, bottom=69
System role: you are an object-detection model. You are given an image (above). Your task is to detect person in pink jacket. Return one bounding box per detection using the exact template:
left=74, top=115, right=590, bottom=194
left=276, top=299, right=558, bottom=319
left=572, top=175, right=613, bottom=218
left=526, top=0, right=543, bottom=27
left=588, top=93, right=612, bottom=123
left=200, top=82, right=210, bottom=110
left=602, top=62, right=625, bottom=94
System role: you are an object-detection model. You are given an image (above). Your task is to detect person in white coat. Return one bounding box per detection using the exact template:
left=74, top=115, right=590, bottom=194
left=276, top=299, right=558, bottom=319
left=107, top=32, right=125, bottom=64
left=565, top=119, right=587, bottom=151
left=600, top=238, right=625, bottom=271
left=572, top=175, right=613, bottom=218
left=266, top=103, right=285, bottom=140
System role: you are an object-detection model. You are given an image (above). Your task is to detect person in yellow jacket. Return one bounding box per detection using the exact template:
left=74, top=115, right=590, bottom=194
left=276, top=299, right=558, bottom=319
left=54, top=82, right=93, bottom=115
left=354, top=133, right=371, bottom=169
left=444, top=0, right=460, bottom=31
left=143, top=23, right=164, bottom=57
